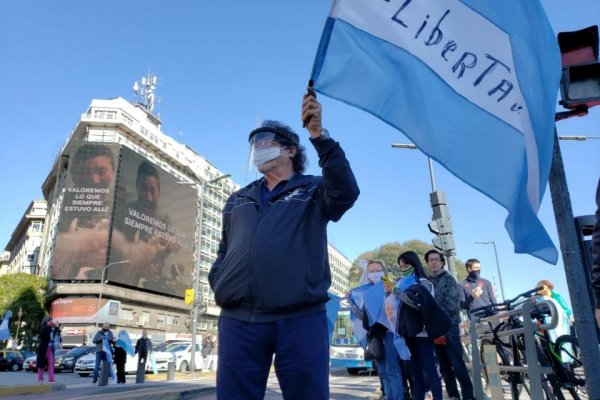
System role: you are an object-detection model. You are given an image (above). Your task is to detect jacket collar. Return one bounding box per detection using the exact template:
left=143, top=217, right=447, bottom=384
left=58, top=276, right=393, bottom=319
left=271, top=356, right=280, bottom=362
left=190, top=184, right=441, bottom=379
left=244, top=173, right=307, bottom=203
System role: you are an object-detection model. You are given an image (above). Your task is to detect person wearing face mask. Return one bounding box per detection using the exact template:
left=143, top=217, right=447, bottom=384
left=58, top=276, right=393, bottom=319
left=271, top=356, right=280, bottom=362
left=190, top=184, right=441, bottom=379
left=352, top=260, right=404, bottom=400
left=92, top=322, right=115, bottom=384
left=208, top=88, right=359, bottom=400
left=460, top=259, right=497, bottom=317
left=425, top=250, right=474, bottom=400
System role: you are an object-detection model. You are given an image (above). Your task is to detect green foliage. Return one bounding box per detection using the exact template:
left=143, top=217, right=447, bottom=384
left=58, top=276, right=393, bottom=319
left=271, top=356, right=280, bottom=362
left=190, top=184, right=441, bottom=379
left=348, top=240, right=467, bottom=287
left=0, top=273, right=48, bottom=348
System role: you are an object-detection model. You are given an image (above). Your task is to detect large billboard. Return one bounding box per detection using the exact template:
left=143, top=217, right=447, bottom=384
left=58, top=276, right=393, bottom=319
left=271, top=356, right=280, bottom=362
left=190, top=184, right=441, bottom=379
left=52, top=143, right=119, bottom=279
left=107, top=147, right=196, bottom=297
left=50, top=297, right=120, bottom=325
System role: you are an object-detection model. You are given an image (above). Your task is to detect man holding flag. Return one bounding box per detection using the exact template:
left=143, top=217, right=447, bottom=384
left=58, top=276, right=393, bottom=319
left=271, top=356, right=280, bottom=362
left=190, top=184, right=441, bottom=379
left=208, top=90, right=359, bottom=399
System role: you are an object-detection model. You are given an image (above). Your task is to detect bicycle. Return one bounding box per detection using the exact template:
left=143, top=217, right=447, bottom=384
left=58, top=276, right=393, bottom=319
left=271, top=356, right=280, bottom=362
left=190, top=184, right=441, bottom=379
left=471, top=287, right=556, bottom=400
left=529, top=301, right=587, bottom=400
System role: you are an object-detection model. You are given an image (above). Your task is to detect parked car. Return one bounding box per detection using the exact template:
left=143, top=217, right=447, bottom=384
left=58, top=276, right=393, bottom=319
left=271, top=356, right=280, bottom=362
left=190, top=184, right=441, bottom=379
left=0, top=350, right=24, bottom=371
left=55, top=346, right=95, bottom=372
left=24, top=355, right=37, bottom=372
left=74, top=351, right=151, bottom=377
left=152, top=341, right=201, bottom=373
left=24, top=350, right=69, bottom=372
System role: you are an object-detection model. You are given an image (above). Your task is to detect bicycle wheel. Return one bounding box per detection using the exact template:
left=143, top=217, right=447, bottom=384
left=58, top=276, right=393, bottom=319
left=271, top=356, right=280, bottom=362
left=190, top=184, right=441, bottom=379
left=554, top=335, right=586, bottom=400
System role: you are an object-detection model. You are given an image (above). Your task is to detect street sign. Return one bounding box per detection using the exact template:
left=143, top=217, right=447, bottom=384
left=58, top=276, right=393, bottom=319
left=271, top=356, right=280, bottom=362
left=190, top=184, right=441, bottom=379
left=184, top=289, right=194, bottom=305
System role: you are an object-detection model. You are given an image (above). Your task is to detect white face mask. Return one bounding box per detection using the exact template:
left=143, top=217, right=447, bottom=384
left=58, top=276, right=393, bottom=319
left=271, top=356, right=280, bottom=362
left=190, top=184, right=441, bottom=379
left=251, top=147, right=283, bottom=167
left=367, top=271, right=385, bottom=283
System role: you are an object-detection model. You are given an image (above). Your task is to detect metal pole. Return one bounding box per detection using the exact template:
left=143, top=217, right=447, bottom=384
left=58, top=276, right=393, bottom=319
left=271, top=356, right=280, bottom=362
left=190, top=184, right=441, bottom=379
left=427, top=157, right=436, bottom=193
left=190, top=182, right=204, bottom=373
left=548, top=128, right=600, bottom=399
left=189, top=173, right=230, bottom=373
left=95, top=260, right=129, bottom=328
left=491, top=242, right=506, bottom=302
left=474, top=241, right=505, bottom=301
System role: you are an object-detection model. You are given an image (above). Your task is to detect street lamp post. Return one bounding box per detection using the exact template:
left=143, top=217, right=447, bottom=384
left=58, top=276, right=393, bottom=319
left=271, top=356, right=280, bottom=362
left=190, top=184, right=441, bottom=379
left=182, top=173, right=230, bottom=373
left=391, top=143, right=457, bottom=278
left=474, top=241, right=505, bottom=301
left=95, top=260, right=129, bottom=328
left=14, top=308, right=23, bottom=349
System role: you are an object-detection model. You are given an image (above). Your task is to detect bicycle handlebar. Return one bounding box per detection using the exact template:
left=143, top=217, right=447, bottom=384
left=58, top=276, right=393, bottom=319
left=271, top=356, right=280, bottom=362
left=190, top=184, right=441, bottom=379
left=470, top=286, right=543, bottom=317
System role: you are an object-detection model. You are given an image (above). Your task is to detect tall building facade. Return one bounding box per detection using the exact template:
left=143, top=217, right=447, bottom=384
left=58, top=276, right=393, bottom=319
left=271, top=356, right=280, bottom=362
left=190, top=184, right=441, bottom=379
left=327, top=244, right=352, bottom=296
left=2, top=200, right=47, bottom=275
left=38, top=88, right=237, bottom=345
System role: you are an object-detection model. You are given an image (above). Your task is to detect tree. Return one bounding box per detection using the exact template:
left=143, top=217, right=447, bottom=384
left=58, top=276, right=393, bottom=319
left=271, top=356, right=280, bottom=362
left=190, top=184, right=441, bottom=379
left=0, top=273, right=48, bottom=349
left=348, top=240, right=467, bottom=288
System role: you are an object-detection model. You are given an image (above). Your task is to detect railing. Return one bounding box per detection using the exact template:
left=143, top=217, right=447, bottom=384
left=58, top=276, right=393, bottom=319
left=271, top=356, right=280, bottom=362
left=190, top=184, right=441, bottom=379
left=462, top=300, right=558, bottom=400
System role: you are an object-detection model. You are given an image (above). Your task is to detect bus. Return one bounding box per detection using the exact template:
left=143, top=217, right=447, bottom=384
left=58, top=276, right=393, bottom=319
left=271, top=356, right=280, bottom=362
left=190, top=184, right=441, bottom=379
left=329, top=302, right=375, bottom=375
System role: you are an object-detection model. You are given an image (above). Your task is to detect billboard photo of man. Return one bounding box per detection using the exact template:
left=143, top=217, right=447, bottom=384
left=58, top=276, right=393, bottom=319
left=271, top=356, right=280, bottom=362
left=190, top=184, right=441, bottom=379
left=109, top=148, right=195, bottom=297
left=52, top=143, right=119, bottom=280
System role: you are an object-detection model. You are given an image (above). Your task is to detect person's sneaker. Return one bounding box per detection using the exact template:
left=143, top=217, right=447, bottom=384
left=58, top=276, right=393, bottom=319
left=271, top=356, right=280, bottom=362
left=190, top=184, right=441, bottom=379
left=92, top=379, right=97, bottom=384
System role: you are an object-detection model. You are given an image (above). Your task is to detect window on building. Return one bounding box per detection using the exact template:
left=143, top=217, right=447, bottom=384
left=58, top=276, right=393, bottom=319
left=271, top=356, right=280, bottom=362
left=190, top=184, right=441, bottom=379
left=94, top=110, right=117, bottom=120
left=141, top=311, right=150, bottom=325
left=157, top=314, right=165, bottom=325
left=26, top=253, right=35, bottom=262
left=31, top=222, right=43, bottom=232
left=172, top=316, right=179, bottom=326
left=120, top=308, right=134, bottom=321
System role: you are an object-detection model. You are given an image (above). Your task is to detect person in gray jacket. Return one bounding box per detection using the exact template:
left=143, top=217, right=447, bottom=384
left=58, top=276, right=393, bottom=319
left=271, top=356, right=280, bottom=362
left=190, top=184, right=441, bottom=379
left=92, top=322, right=114, bottom=383
left=426, top=250, right=474, bottom=400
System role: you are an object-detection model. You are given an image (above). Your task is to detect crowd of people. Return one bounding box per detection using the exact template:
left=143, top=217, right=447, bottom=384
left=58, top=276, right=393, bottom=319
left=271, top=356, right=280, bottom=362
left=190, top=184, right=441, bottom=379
left=346, top=250, right=577, bottom=400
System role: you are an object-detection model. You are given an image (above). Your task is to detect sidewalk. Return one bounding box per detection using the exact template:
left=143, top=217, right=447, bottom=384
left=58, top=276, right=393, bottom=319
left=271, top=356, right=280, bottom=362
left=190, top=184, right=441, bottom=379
left=0, top=370, right=217, bottom=399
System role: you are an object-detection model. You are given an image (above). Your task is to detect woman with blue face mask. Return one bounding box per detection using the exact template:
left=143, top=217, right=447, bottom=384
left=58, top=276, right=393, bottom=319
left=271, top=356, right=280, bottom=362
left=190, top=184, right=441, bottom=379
left=351, top=260, right=404, bottom=400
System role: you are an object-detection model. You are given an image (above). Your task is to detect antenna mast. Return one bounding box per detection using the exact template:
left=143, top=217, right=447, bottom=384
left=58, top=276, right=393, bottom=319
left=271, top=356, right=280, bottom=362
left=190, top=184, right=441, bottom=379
left=132, top=71, right=159, bottom=114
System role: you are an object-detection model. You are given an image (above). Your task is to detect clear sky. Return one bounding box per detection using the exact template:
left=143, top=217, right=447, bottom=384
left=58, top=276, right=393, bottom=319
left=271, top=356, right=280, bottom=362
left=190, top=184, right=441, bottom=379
left=1, top=1, right=598, bottom=307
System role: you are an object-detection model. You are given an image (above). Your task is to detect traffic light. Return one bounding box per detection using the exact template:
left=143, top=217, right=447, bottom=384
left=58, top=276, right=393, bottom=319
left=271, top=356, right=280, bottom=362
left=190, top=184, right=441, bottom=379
left=432, top=235, right=455, bottom=252
left=558, top=25, right=600, bottom=110
left=428, top=191, right=456, bottom=251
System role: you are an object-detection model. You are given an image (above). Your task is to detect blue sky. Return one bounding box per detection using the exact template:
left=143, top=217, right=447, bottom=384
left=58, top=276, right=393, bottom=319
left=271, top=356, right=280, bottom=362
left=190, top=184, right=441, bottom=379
left=0, top=1, right=598, bottom=306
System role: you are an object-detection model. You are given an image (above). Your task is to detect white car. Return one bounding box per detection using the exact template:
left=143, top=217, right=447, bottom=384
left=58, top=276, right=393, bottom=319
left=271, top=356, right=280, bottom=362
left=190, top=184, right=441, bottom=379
left=152, top=341, right=202, bottom=372
left=74, top=351, right=151, bottom=377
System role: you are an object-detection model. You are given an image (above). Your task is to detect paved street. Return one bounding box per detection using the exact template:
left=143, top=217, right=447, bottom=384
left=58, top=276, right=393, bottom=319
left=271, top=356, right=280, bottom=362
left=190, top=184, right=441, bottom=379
left=0, top=368, right=382, bottom=400
left=2, top=366, right=582, bottom=399
left=192, top=368, right=382, bottom=400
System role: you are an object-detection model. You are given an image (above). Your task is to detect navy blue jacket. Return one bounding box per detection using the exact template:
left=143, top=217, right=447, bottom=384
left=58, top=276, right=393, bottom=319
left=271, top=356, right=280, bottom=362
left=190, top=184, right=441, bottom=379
left=208, top=137, right=359, bottom=322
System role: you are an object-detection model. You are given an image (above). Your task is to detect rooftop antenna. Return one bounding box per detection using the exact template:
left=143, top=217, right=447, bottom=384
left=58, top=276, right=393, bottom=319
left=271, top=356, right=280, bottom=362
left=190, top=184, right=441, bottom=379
left=132, top=71, right=160, bottom=114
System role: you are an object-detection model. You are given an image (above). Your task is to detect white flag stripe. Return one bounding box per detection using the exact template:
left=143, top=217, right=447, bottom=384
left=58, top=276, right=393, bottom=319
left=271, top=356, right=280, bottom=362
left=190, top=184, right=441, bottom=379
left=330, top=0, right=540, bottom=208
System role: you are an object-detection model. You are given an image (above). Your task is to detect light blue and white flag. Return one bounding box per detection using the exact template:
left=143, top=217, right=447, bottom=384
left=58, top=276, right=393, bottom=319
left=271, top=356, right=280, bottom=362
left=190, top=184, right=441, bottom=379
left=348, top=284, right=372, bottom=348
left=102, top=338, right=116, bottom=382
left=310, top=0, right=561, bottom=263
left=326, top=292, right=342, bottom=346
left=116, top=330, right=135, bottom=357
left=0, top=310, right=12, bottom=340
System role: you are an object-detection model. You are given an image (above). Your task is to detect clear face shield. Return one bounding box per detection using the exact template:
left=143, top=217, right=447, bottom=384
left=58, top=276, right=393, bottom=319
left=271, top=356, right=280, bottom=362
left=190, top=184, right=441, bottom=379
left=246, top=129, right=285, bottom=173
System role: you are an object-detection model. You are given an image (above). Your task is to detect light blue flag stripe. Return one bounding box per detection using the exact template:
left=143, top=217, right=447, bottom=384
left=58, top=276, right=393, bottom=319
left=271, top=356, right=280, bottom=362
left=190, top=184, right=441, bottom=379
left=326, top=292, right=341, bottom=346
left=0, top=310, right=12, bottom=340
left=310, top=0, right=560, bottom=264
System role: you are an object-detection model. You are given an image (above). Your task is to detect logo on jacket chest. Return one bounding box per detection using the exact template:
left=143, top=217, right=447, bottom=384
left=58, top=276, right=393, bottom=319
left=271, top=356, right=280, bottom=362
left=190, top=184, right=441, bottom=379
left=283, top=188, right=305, bottom=201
